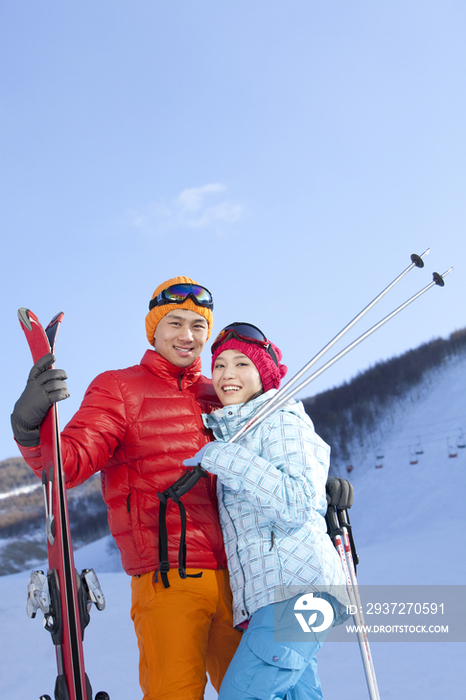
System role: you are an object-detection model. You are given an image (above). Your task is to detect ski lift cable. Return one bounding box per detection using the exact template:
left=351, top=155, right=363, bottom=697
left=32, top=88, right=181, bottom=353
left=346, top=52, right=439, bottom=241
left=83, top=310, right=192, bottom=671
left=385, top=421, right=466, bottom=443
left=393, top=415, right=466, bottom=433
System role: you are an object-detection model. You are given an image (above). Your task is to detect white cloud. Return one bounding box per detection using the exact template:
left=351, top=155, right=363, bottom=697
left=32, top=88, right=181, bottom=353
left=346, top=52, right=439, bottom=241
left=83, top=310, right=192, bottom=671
left=176, top=184, right=226, bottom=212
left=126, top=183, right=243, bottom=235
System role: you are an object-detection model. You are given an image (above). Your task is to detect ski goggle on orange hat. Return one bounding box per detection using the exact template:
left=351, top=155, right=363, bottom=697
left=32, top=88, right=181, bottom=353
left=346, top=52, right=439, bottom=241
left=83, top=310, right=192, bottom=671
left=149, top=283, right=213, bottom=311
left=145, top=276, right=214, bottom=345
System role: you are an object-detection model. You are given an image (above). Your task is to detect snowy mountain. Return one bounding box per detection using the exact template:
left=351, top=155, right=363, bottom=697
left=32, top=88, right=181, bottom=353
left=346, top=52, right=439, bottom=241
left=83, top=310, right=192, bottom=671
left=0, top=466, right=108, bottom=576
left=0, top=351, right=465, bottom=699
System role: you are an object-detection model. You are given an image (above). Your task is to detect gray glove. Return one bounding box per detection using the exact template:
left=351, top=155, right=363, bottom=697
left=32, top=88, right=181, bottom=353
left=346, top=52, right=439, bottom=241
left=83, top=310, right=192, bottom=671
left=11, top=353, right=69, bottom=447
left=326, top=476, right=354, bottom=509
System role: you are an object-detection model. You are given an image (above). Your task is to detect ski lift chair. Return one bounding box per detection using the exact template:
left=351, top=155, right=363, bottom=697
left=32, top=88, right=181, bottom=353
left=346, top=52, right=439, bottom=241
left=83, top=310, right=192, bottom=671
left=457, top=429, right=465, bottom=449
left=447, top=438, right=458, bottom=459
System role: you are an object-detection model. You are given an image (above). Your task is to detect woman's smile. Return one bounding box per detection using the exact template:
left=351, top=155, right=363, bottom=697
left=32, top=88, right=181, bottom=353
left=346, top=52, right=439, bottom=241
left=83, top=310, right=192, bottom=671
left=212, top=349, right=263, bottom=406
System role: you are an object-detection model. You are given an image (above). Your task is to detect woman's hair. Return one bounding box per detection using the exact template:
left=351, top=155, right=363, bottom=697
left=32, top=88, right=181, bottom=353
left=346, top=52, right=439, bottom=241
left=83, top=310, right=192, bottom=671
left=245, top=388, right=265, bottom=404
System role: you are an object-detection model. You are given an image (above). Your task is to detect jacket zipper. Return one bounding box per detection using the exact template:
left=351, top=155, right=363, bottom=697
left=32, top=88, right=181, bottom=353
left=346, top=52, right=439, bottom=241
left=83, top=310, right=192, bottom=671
left=220, top=487, right=248, bottom=618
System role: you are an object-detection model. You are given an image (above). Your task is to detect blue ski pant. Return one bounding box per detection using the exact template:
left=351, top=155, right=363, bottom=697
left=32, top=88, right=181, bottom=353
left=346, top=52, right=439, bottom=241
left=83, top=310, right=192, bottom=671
left=218, top=596, right=336, bottom=700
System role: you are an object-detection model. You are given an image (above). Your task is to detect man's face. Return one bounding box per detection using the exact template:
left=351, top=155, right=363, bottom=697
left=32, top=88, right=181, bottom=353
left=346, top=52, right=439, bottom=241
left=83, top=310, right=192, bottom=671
left=153, top=309, right=209, bottom=367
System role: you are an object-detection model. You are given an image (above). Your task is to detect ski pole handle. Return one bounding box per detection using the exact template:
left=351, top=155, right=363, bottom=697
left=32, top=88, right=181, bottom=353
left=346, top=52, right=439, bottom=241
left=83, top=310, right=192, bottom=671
left=325, top=506, right=342, bottom=541
left=157, top=467, right=208, bottom=504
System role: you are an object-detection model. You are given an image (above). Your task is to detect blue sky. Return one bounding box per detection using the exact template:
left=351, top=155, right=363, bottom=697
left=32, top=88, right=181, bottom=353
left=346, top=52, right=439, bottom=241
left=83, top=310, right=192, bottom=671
left=1, top=1, right=465, bottom=460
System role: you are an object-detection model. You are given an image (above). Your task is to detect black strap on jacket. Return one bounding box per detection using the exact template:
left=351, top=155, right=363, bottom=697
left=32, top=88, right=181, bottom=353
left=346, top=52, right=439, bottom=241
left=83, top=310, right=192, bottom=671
left=157, top=467, right=208, bottom=588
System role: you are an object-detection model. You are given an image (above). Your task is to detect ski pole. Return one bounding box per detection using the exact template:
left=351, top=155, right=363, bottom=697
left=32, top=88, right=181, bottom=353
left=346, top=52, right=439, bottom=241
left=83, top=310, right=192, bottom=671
left=339, top=509, right=381, bottom=700
left=326, top=507, right=381, bottom=700
left=250, top=267, right=454, bottom=422
left=227, top=250, right=429, bottom=443
left=229, top=265, right=451, bottom=443
left=260, top=248, right=429, bottom=406
left=338, top=509, right=366, bottom=622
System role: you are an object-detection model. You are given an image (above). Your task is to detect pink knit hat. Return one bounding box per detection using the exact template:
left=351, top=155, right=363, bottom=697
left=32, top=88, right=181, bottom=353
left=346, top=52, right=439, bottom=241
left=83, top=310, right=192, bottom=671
left=211, top=333, right=287, bottom=393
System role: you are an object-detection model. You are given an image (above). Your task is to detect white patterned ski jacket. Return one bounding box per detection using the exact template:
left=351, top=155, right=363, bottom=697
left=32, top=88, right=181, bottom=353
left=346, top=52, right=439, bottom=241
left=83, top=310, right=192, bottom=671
left=200, top=390, right=348, bottom=627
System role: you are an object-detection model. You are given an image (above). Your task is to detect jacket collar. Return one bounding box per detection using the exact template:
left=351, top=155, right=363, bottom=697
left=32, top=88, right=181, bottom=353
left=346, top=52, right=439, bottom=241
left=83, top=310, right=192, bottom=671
left=141, top=349, right=202, bottom=388
left=203, top=389, right=278, bottom=438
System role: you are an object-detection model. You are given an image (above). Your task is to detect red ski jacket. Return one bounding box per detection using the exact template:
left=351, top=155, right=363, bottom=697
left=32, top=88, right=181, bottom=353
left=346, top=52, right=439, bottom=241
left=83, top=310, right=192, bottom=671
left=19, top=350, right=227, bottom=576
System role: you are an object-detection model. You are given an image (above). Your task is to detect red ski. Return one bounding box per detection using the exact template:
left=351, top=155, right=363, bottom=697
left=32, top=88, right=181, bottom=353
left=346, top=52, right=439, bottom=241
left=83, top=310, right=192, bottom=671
left=18, top=309, right=108, bottom=700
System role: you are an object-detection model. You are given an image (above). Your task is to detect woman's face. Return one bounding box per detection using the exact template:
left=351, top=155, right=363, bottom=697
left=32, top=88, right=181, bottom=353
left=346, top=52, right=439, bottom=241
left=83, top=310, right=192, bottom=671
left=212, top=348, right=263, bottom=406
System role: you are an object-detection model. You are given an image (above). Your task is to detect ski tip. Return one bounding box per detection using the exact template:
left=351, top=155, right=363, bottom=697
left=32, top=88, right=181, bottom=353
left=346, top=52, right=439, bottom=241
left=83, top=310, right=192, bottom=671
left=44, top=312, right=64, bottom=335
left=48, top=311, right=65, bottom=326
left=17, top=308, right=33, bottom=331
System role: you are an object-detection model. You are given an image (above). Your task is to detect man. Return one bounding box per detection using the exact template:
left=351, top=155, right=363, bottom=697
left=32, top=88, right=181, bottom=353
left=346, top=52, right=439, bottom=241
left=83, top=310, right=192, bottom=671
left=11, top=276, right=242, bottom=700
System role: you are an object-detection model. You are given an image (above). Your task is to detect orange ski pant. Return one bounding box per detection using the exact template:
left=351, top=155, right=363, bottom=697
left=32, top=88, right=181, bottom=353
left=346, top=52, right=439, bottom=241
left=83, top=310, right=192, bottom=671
left=130, top=568, right=242, bottom=700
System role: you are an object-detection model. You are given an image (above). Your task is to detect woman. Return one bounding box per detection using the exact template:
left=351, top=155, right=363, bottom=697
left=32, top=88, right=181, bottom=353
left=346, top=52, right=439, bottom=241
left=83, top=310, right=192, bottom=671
left=184, top=322, right=348, bottom=700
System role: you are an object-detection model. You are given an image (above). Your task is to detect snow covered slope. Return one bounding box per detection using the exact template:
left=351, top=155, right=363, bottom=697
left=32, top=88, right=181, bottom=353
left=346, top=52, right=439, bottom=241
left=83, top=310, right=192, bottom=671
left=0, top=354, right=465, bottom=699
left=317, top=353, right=466, bottom=699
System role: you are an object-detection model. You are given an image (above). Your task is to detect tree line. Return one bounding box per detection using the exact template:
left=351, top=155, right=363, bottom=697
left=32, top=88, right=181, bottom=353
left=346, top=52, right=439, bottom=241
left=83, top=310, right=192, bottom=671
left=302, top=327, right=466, bottom=464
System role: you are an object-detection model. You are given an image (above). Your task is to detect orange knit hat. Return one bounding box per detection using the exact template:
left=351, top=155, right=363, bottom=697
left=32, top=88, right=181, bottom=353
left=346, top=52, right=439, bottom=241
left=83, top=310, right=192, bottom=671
left=145, top=275, right=214, bottom=346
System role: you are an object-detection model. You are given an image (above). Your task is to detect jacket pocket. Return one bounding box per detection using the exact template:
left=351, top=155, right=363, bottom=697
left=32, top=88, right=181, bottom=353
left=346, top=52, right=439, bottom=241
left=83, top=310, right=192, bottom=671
left=126, top=489, right=149, bottom=557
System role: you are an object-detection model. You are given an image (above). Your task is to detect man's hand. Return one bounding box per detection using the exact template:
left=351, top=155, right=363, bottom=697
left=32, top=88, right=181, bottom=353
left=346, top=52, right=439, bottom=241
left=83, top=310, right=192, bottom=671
left=326, top=476, right=354, bottom=509
left=11, top=353, right=69, bottom=446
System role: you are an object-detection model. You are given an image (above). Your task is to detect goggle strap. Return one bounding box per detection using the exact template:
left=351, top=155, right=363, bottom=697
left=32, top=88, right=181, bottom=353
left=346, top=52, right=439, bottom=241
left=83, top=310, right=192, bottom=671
left=266, top=343, right=279, bottom=367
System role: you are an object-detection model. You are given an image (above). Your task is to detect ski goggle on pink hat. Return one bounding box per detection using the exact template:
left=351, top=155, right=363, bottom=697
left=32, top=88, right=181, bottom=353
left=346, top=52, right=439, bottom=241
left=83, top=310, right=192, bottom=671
left=211, top=322, right=287, bottom=392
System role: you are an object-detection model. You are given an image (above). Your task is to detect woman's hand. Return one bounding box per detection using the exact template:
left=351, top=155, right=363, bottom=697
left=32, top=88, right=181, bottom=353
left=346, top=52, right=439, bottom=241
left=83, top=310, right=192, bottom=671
left=183, top=442, right=216, bottom=468
left=325, top=477, right=354, bottom=509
